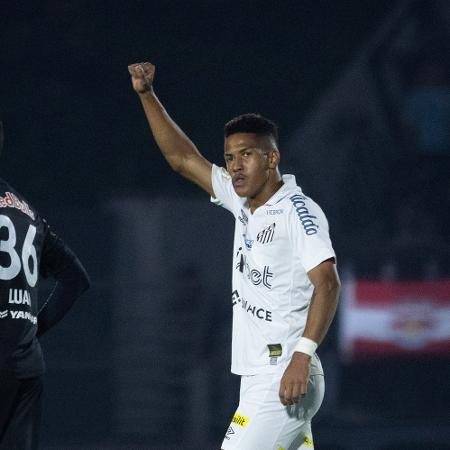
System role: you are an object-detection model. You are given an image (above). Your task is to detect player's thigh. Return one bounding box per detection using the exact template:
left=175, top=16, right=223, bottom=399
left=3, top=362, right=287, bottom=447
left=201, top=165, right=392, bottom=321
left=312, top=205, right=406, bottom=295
left=0, top=373, right=21, bottom=437
left=0, top=376, right=43, bottom=450
left=221, top=372, right=324, bottom=450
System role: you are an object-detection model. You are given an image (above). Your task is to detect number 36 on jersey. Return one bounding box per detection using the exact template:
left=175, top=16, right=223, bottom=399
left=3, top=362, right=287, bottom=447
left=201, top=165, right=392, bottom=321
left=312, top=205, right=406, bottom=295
left=0, top=214, right=38, bottom=288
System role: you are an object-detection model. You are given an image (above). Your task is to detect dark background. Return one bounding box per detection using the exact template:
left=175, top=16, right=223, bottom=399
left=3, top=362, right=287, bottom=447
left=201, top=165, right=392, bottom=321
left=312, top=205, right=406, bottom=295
left=1, top=0, right=449, bottom=449
left=1, top=0, right=394, bottom=204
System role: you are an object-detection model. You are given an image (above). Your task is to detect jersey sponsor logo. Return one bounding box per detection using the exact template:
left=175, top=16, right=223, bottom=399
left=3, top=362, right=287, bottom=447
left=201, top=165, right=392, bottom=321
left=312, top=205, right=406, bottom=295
left=9, top=310, right=37, bottom=324
left=0, top=192, right=35, bottom=220
left=303, top=434, right=314, bottom=447
left=236, top=250, right=273, bottom=289
left=250, top=266, right=273, bottom=288
left=232, top=413, right=250, bottom=427
left=267, top=208, right=283, bottom=215
left=257, top=223, right=275, bottom=244
left=232, top=290, right=273, bottom=322
left=238, top=208, right=248, bottom=226
left=8, top=289, right=31, bottom=306
left=289, top=194, right=319, bottom=235
left=244, top=236, right=254, bottom=250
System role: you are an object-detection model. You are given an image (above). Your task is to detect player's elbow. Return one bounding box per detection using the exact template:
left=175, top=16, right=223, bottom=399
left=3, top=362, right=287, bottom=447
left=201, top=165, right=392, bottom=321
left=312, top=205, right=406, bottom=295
left=318, top=274, right=341, bottom=300
left=330, top=273, right=341, bottom=293
left=332, top=277, right=341, bottom=301
left=172, top=152, right=196, bottom=178
left=61, top=259, right=91, bottom=295
left=80, top=269, right=91, bottom=293
left=76, top=260, right=91, bottom=294
left=167, top=156, right=185, bottom=174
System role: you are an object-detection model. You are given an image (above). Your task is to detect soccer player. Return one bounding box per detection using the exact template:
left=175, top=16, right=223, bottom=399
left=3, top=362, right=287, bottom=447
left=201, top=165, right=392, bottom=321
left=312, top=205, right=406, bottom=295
left=128, top=62, right=340, bottom=450
left=0, top=117, right=90, bottom=449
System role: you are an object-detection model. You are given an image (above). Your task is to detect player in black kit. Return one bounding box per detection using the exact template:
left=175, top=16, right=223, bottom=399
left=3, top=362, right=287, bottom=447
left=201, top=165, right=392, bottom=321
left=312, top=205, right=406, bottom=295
left=0, top=118, right=90, bottom=449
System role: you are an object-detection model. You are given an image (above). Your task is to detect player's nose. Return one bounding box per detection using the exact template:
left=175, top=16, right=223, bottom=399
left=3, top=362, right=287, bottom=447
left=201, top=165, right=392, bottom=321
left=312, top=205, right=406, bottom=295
left=230, top=155, right=243, bottom=173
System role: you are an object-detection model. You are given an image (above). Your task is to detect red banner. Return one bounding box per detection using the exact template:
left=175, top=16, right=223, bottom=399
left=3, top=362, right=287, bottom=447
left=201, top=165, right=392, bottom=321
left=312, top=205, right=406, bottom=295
left=339, top=279, right=450, bottom=361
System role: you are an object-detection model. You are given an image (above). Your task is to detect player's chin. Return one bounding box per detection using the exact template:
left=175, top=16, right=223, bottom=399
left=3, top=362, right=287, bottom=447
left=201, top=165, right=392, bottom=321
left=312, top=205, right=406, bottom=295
left=233, top=185, right=249, bottom=197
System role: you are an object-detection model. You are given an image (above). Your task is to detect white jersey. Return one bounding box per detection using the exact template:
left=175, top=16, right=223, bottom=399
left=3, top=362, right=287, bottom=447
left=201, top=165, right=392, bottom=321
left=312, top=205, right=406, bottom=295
left=211, top=164, right=336, bottom=375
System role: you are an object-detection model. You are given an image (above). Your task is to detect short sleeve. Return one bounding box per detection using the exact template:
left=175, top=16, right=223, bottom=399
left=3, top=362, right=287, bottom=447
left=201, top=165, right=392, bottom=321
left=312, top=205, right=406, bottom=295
left=288, top=195, right=336, bottom=273
left=210, top=164, right=238, bottom=213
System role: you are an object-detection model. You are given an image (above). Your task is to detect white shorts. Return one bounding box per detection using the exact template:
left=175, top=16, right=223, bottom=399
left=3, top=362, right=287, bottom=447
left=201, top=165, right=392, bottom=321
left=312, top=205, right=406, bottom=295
left=221, top=366, right=325, bottom=450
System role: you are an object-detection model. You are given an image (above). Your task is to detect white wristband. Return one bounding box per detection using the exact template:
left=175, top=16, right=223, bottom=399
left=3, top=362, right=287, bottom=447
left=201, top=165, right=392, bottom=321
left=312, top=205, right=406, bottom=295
left=294, top=337, right=318, bottom=357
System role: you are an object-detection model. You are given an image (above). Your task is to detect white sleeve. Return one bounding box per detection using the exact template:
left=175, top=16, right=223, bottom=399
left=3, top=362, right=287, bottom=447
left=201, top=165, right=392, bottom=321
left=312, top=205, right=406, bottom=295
left=210, top=164, right=237, bottom=213
left=289, top=195, right=336, bottom=273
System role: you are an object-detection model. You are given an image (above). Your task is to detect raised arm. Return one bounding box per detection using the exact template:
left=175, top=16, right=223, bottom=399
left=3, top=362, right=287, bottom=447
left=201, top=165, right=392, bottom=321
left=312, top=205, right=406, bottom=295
left=128, top=62, right=213, bottom=196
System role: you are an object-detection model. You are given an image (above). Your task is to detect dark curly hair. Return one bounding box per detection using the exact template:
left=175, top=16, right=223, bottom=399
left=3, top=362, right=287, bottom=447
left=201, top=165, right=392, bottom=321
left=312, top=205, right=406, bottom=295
left=224, top=113, right=279, bottom=146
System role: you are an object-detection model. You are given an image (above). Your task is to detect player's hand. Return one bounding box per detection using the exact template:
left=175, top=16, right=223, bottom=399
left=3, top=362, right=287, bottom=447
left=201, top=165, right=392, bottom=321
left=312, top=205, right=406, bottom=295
left=128, top=62, right=155, bottom=94
left=279, top=352, right=311, bottom=406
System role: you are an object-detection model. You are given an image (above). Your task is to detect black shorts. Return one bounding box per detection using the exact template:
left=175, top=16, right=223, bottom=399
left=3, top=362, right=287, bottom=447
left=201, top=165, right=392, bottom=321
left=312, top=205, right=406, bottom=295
left=0, top=372, right=43, bottom=450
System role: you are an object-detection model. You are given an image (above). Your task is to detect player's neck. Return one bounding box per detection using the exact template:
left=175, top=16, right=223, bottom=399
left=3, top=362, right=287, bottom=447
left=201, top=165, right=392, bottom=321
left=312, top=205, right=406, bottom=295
left=248, top=177, right=283, bottom=214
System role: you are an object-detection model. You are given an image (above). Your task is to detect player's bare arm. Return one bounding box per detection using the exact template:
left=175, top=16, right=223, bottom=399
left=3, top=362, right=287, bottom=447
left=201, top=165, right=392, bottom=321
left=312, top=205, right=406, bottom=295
left=128, top=62, right=213, bottom=195
left=279, top=259, right=340, bottom=406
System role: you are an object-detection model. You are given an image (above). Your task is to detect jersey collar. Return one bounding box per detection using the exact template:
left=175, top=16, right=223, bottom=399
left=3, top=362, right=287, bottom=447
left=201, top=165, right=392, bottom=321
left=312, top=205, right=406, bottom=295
left=265, top=174, right=299, bottom=206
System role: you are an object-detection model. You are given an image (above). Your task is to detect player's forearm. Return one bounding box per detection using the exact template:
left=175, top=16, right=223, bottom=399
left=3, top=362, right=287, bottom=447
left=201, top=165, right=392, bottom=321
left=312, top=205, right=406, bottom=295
left=138, top=89, right=201, bottom=174
left=302, top=277, right=340, bottom=346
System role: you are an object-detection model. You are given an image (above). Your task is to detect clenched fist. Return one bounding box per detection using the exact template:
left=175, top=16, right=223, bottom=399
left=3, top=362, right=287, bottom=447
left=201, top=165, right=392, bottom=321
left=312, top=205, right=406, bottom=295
left=128, top=62, right=155, bottom=94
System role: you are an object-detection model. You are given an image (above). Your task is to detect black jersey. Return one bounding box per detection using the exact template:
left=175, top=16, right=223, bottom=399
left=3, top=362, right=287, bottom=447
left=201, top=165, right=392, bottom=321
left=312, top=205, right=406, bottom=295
left=0, top=178, right=79, bottom=378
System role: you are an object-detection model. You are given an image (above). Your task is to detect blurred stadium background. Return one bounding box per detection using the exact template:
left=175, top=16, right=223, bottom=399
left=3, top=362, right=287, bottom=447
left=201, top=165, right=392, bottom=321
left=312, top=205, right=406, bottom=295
left=1, top=0, right=449, bottom=449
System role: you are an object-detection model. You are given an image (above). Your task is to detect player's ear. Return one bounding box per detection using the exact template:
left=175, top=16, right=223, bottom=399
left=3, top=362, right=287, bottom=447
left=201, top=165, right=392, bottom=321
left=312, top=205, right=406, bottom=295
left=268, top=149, right=280, bottom=169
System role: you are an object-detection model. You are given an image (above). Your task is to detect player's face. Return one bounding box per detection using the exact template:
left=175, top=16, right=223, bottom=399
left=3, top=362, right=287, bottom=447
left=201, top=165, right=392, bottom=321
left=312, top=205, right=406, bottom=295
left=224, top=133, right=278, bottom=199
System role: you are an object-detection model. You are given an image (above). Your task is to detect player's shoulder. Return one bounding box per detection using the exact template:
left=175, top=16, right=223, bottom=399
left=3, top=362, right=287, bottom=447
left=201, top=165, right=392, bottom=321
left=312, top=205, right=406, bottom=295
left=283, top=187, right=327, bottom=235
left=283, top=185, right=316, bottom=213
left=211, top=164, right=245, bottom=214
left=0, top=177, right=40, bottom=223
left=213, top=164, right=231, bottom=182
